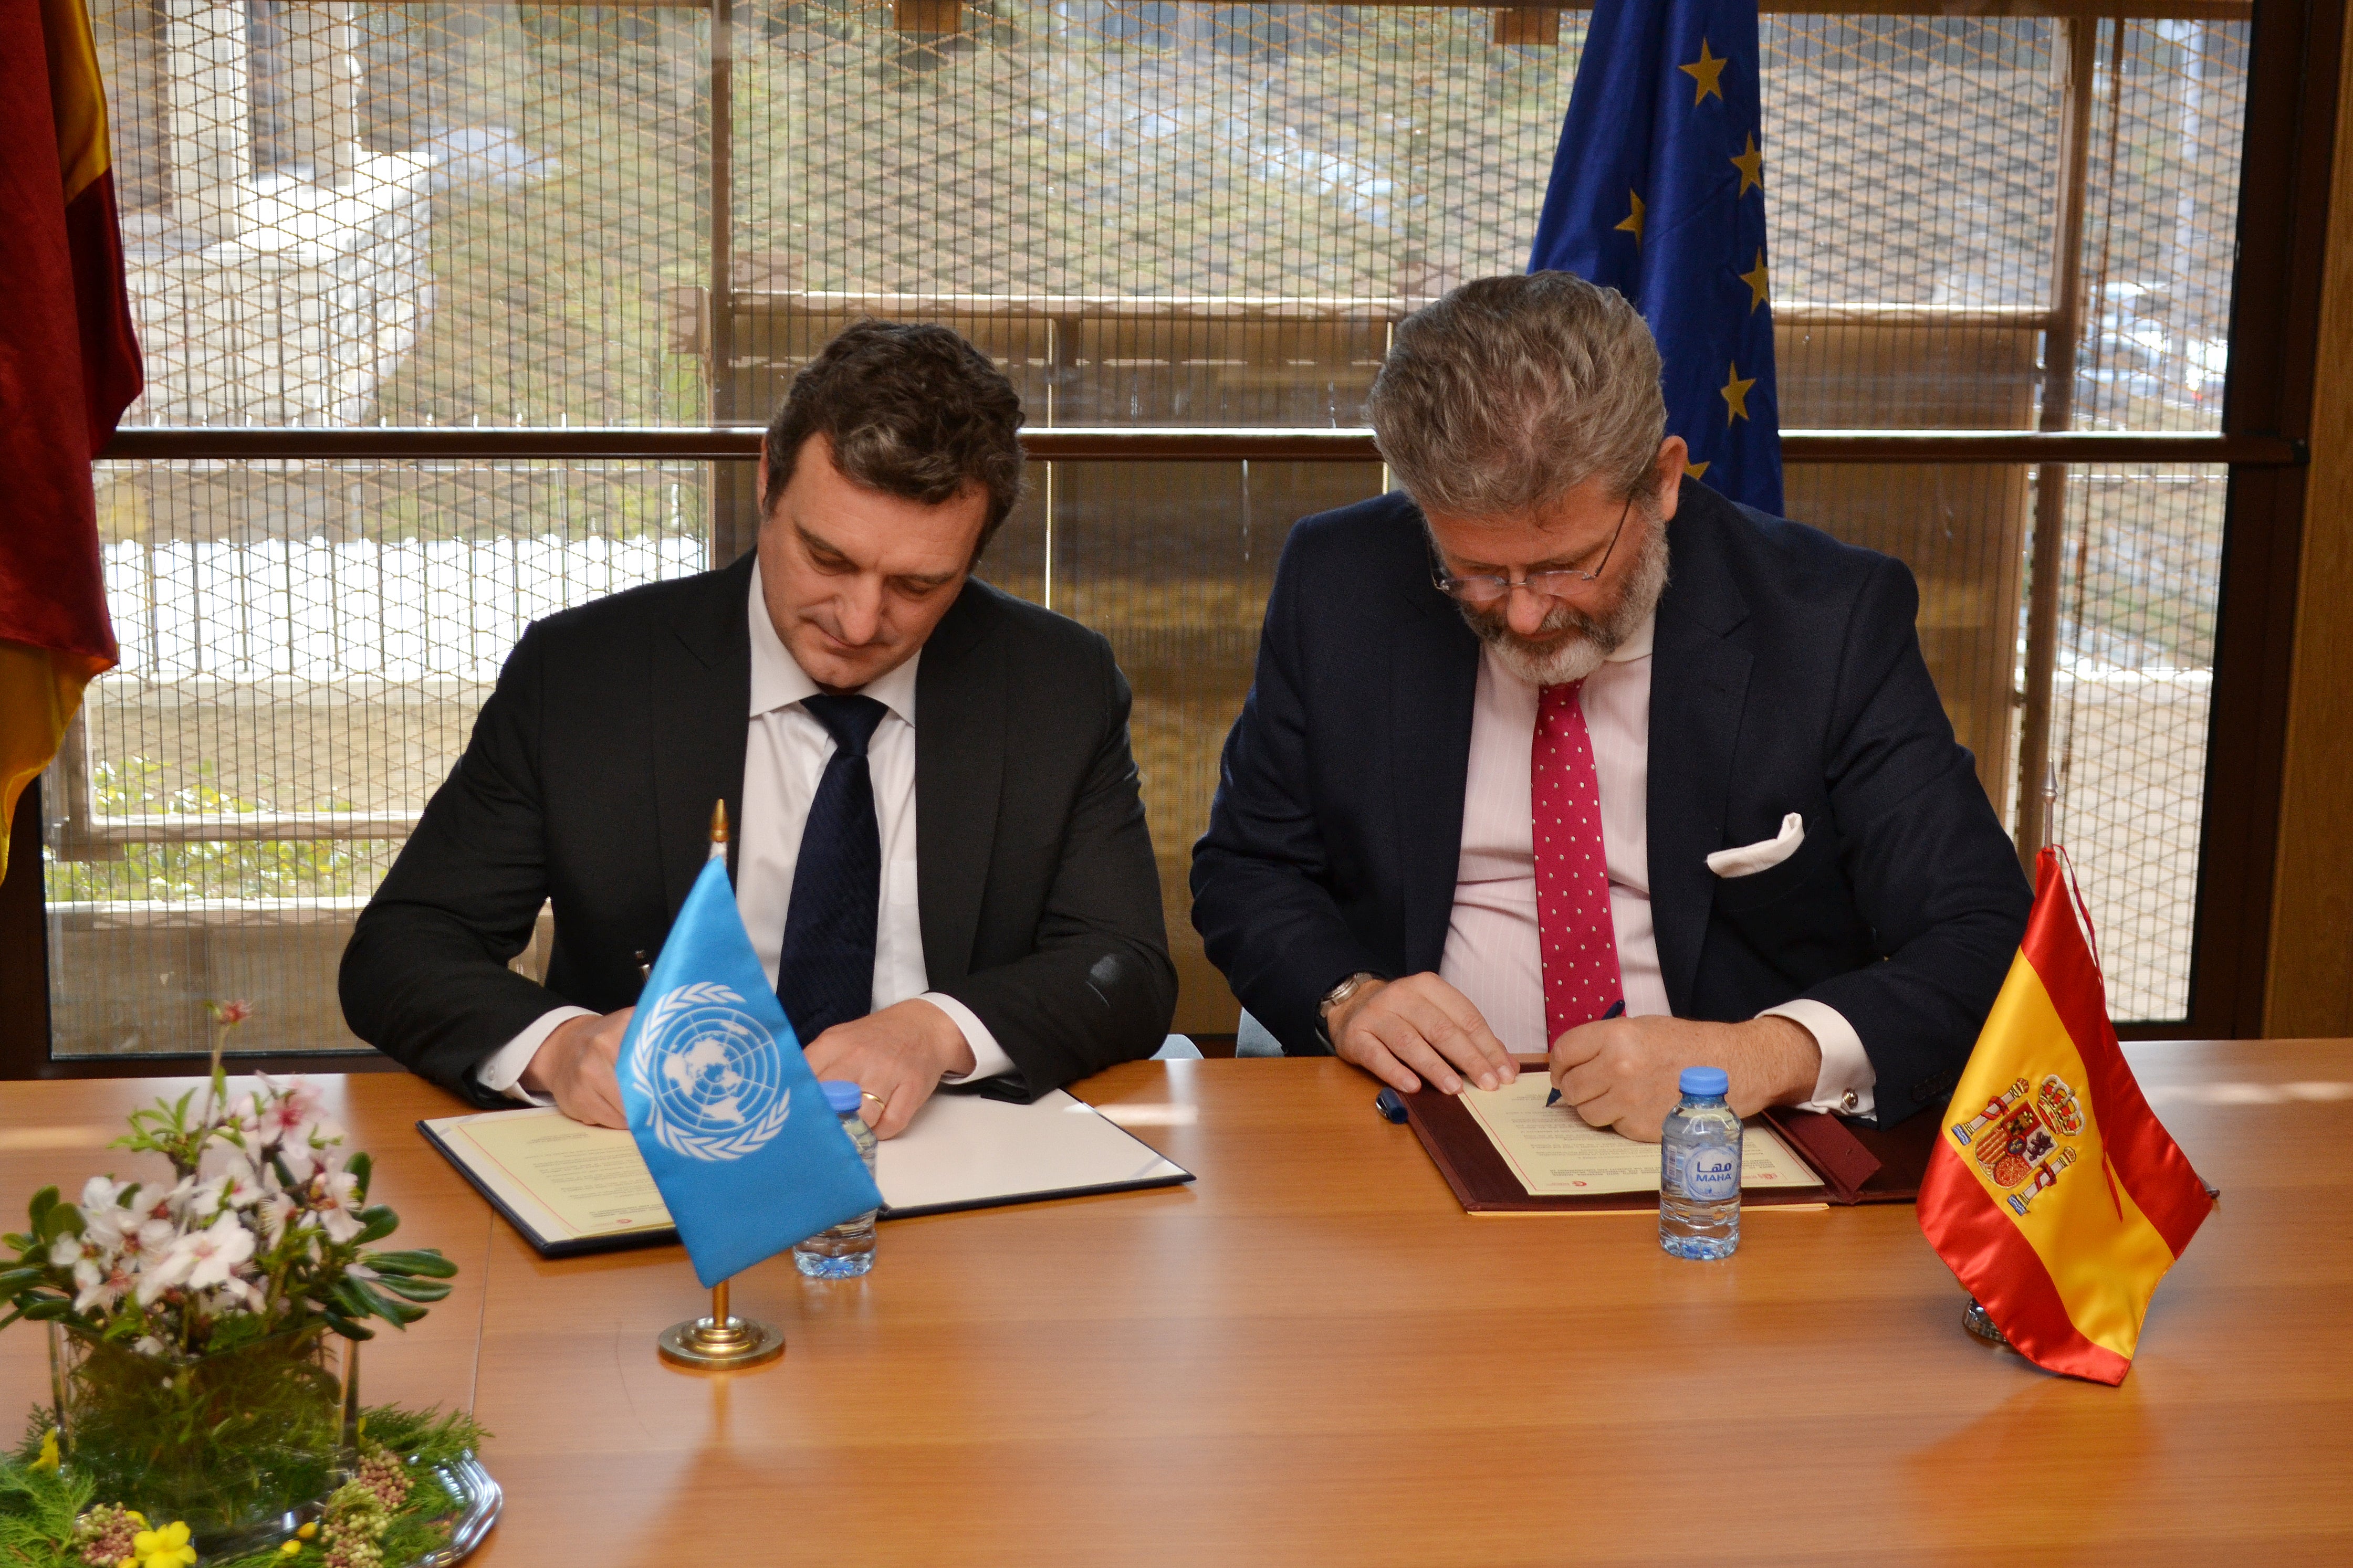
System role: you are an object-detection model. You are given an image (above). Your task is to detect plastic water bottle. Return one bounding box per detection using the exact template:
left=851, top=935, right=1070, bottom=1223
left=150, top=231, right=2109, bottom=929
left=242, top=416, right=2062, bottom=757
left=1659, top=1066, right=1741, bottom=1260
left=793, top=1081, right=879, bottom=1278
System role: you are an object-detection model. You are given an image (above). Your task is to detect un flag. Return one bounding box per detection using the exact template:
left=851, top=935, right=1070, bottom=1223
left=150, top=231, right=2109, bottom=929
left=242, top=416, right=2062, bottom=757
left=1529, top=0, right=1782, bottom=514
left=618, top=856, right=883, bottom=1286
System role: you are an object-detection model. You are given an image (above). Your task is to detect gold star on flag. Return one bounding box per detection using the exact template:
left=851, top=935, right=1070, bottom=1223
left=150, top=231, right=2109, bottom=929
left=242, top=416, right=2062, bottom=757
left=1731, top=134, right=1764, bottom=197
left=1741, top=249, right=1770, bottom=311
left=1720, top=362, right=1756, bottom=424
left=1680, top=39, right=1729, bottom=104
left=1614, top=188, right=1645, bottom=244
left=1684, top=459, right=1712, bottom=480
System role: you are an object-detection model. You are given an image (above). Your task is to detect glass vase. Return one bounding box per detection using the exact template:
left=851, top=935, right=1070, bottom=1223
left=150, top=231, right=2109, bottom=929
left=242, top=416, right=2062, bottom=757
left=48, top=1320, right=354, bottom=1553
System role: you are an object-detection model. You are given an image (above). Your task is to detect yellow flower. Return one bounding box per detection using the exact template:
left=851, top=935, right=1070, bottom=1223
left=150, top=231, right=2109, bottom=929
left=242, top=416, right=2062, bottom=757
left=30, top=1428, right=59, bottom=1471
left=131, top=1521, right=197, bottom=1568
left=296, top=1521, right=319, bottom=1540
left=279, top=1541, right=302, bottom=1556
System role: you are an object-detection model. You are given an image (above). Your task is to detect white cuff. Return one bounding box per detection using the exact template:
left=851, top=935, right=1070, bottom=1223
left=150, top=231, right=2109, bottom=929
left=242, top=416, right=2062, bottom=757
left=475, top=1006, right=594, bottom=1106
left=919, top=991, right=1015, bottom=1084
left=1760, top=998, right=1876, bottom=1119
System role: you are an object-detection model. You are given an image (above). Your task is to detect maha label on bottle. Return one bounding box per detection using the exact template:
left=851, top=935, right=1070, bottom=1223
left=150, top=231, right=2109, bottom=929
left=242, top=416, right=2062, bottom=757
left=1669, top=1144, right=1742, bottom=1202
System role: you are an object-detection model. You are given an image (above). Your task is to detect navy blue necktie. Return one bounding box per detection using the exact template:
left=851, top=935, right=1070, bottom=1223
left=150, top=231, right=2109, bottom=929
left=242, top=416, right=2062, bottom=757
left=775, top=694, right=889, bottom=1045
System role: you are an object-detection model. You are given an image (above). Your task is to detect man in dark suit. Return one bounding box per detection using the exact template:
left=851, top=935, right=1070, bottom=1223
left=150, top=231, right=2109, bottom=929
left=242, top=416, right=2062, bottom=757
left=1191, top=275, right=2030, bottom=1136
left=343, top=321, right=1175, bottom=1135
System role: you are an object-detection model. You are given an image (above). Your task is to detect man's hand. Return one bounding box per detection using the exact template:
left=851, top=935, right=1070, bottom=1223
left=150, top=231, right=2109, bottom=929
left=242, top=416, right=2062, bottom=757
left=802, top=997, right=977, bottom=1139
left=523, top=1007, right=635, bottom=1128
left=1549, top=1014, right=1821, bottom=1141
left=1326, top=973, right=1518, bottom=1095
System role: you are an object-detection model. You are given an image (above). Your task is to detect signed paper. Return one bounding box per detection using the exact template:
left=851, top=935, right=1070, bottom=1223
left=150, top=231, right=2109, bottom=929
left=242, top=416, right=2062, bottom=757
left=423, top=1089, right=1193, bottom=1249
left=1458, top=1077, right=1823, bottom=1197
left=440, top=1110, right=674, bottom=1240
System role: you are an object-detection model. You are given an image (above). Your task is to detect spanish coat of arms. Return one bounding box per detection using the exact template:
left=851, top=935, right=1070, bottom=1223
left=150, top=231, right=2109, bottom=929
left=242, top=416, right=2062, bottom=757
left=1949, top=1074, right=2086, bottom=1216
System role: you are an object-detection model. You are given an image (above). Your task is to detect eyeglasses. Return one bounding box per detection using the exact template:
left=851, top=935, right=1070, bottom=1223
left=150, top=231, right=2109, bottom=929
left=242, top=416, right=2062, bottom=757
left=1430, top=492, right=1635, bottom=607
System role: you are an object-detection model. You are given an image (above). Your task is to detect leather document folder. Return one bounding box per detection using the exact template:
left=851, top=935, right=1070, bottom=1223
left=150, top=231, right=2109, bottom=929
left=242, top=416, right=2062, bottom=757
left=1403, top=1084, right=1938, bottom=1214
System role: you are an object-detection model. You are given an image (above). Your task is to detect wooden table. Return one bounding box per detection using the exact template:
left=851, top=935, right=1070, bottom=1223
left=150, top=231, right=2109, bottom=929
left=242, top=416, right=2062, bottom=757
left=6, top=1044, right=2352, bottom=1565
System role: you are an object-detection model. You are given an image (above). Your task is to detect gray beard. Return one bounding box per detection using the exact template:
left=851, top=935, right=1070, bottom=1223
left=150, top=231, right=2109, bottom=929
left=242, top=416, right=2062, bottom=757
left=1460, top=518, right=1670, bottom=688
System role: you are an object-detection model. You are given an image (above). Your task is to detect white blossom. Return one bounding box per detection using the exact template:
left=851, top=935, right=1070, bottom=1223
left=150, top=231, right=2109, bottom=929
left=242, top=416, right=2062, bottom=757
left=74, top=1257, right=134, bottom=1313
left=310, top=1168, right=365, bottom=1245
left=140, top=1212, right=255, bottom=1302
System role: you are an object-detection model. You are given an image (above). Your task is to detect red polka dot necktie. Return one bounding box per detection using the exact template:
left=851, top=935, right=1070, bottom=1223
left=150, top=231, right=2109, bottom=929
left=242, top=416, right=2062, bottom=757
left=1533, top=680, right=1624, bottom=1044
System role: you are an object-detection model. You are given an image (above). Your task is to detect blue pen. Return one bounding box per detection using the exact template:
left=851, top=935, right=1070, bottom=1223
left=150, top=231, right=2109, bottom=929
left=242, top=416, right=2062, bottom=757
left=1546, top=998, right=1626, bottom=1107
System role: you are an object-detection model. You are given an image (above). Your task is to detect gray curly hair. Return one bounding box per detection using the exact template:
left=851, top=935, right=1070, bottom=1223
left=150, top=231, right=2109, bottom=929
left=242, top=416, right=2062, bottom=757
left=1367, top=273, right=1667, bottom=517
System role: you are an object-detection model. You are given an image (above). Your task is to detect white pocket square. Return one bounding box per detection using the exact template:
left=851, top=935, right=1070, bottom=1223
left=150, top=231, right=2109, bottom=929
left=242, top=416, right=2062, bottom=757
left=1707, top=813, right=1804, bottom=878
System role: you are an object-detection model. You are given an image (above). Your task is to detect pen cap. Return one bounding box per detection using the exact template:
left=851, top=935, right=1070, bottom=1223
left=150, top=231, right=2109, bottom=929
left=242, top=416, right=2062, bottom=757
left=819, top=1080, right=865, bottom=1116
left=1677, top=1066, right=1731, bottom=1099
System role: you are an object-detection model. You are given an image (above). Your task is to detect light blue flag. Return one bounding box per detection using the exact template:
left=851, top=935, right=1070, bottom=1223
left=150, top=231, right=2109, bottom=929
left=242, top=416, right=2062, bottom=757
left=618, top=856, right=882, bottom=1287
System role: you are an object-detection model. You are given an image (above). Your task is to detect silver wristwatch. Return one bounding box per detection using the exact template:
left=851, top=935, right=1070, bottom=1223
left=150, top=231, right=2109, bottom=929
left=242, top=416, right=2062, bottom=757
left=1313, top=972, right=1383, bottom=1052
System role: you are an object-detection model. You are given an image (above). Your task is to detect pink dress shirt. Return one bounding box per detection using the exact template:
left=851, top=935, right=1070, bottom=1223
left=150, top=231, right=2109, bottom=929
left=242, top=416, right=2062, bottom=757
left=1437, top=616, right=1876, bottom=1116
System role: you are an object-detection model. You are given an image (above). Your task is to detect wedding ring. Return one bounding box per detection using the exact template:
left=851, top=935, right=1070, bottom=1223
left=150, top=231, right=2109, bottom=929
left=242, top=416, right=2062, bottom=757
left=861, top=1091, right=887, bottom=1107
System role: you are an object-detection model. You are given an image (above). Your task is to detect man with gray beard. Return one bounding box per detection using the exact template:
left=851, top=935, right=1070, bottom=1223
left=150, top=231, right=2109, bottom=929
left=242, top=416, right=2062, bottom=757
left=1190, top=273, right=2030, bottom=1137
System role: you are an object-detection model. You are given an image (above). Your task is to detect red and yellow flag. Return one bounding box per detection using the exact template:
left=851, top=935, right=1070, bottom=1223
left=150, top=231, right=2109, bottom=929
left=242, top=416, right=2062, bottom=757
left=1918, top=848, right=2215, bottom=1384
left=0, top=0, right=139, bottom=878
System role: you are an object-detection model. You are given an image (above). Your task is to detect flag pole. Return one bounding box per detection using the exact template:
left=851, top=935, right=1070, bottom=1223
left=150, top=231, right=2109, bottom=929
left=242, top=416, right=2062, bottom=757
left=655, top=801, right=786, bottom=1371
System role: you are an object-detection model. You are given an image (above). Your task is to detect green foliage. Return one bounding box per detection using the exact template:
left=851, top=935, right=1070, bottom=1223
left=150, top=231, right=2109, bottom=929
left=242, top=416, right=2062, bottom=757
left=0, top=1405, right=489, bottom=1568
left=0, top=1458, right=92, bottom=1568
left=51, top=1329, right=342, bottom=1543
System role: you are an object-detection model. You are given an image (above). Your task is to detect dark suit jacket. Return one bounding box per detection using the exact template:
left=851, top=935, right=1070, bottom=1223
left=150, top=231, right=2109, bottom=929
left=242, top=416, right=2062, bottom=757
left=1189, top=484, right=2032, bottom=1128
left=341, top=554, right=1176, bottom=1107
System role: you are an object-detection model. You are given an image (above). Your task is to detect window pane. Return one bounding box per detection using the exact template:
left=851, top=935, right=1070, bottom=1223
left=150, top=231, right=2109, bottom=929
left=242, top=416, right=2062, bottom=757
left=2044, top=464, right=2225, bottom=1020
left=47, top=460, right=712, bottom=1057
left=102, top=2, right=710, bottom=430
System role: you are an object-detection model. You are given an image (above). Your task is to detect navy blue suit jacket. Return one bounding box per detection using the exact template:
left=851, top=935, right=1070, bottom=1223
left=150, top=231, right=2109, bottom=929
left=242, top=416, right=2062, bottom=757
left=1189, top=483, right=2032, bottom=1128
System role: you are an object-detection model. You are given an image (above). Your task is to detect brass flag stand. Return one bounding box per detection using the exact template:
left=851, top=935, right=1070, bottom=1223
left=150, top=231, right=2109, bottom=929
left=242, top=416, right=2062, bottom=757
left=651, top=803, right=786, bottom=1371
left=658, top=1278, right=785, bottom=1370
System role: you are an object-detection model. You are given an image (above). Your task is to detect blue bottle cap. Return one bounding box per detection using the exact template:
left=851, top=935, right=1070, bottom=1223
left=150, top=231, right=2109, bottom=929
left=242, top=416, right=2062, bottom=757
left=1678, top=1066, right=1731, bottom=1098
left=819, top=1080, right=864, bottom=1115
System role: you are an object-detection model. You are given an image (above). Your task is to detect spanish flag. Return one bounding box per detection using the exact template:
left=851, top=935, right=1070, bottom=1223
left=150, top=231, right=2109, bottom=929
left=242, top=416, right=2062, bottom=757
left=1918, top=849, right=2215, bottom=1384
left=0, top=0, right=139, bottom=879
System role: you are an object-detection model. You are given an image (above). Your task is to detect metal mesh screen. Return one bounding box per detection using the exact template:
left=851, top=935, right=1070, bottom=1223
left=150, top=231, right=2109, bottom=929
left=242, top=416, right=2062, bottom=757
left=54, top=4, right=2254, bottom=1057
left=48, top=461, right=708, bottom=1055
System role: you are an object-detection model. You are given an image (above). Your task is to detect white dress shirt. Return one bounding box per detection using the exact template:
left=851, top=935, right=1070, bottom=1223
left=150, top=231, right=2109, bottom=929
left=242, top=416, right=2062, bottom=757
left=1437, top=615, right=1876, bottom=1117
left=476, top=563, right=1012, bottom=1101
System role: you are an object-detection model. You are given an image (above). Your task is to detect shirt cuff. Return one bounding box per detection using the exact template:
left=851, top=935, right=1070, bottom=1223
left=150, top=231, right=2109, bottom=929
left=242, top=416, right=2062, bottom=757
left=475, top=1006, right=594, bottom=1106
left=1759, top=998, right=1876, bottom=1119
left=919, top=991, right=1015, bottom=1084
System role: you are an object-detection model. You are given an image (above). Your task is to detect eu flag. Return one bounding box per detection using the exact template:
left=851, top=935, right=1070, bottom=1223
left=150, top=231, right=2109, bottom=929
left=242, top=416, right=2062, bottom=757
left=618, top=856, right=883, bottom=1286
left=1529, top=0, right=1783, bottom=514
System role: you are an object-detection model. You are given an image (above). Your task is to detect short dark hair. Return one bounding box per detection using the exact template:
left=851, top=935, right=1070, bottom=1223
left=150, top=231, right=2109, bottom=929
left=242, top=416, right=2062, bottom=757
left=761, top=319, right=1027, bottom=549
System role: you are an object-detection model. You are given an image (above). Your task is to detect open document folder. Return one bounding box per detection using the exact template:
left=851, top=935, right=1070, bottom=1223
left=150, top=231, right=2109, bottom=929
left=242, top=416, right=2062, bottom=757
left=1406, top=1068, right=1939, bottom=1215
left=419, top=1089, right=1194, bottom=1257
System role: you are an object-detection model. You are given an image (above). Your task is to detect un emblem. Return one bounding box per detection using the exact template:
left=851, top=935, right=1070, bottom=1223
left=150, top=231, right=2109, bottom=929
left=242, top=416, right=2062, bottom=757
left=630, top=982, right=793, bottom=1163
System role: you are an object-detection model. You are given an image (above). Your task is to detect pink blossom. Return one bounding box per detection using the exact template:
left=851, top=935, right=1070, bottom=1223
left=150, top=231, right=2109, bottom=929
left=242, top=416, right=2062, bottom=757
left=206, top=998, right=254, bottom=1026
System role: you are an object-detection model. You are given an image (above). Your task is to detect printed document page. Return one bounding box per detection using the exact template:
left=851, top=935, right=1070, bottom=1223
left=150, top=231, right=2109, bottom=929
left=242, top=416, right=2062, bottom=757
left=424, top=1089, right=1189, bottom=1244
left=1458, top=1077, right=1823, bottom=1197
left=434, top=1110, right=672, bottom=1243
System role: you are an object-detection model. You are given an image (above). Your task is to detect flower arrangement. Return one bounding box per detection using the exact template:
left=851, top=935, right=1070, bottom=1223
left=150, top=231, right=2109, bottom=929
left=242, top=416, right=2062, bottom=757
left=2, top=1069, right=452, bottom=1354
left=0, top=1016, right=482, bottom=1562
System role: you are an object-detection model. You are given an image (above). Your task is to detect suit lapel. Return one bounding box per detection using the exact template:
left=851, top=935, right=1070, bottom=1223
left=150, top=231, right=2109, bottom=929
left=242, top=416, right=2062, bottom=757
left=652, top=554, right=756, bottom=920
left=1392, top=580, right=1480, bottom=974
left=914, top=582, right=1005, bottom=988
left=1646, top=496, right=1752, bottom=1014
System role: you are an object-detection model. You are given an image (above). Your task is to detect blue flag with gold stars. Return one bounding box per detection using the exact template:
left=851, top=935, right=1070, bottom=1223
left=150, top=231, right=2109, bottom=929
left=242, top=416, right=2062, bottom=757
left=1529, top=0, right=1782, bottom=514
